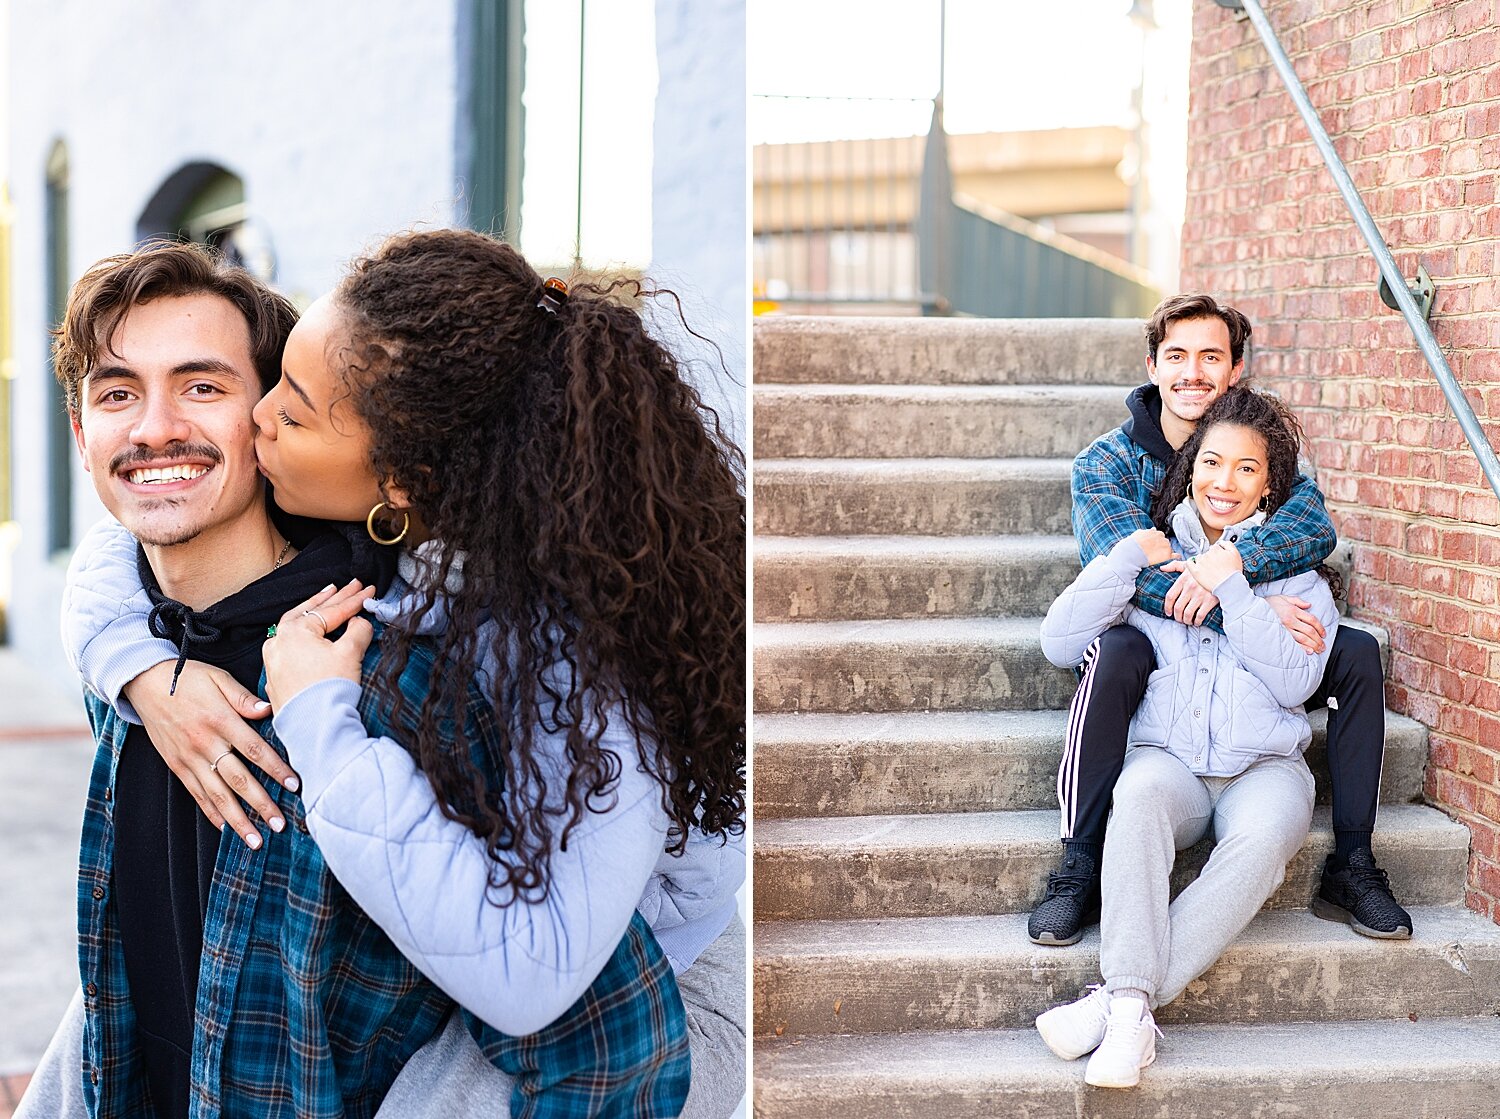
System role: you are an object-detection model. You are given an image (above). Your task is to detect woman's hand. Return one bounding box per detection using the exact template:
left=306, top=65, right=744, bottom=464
left=263, top=581, right=377, bottom=711
left=1163, top=539, right=1244, bottom=595
left=123, top=660, right=296, bottom=849
left=1127, top=527, right=1176, bottom=567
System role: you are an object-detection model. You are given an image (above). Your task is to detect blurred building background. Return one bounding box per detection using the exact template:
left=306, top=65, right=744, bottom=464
left=750, top=0, right=1191, bottom=317
left=0, top=0, right=746, bottom=681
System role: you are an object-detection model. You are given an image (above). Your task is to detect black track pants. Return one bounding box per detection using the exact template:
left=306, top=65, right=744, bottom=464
left=1058, top=622, right=1385, bottom=844
left=1306, top=625, right=1385, bottom=835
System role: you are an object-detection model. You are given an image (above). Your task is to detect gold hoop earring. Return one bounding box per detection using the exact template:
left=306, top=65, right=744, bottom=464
left=1185, top=482, right=1194, bottom=504
left=1258, top=494, right=1270, bottom=512
left=366, top=501, right=410, bottom=546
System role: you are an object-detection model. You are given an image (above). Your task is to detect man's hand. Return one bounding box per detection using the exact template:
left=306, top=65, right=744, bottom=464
left=1128, top=527, right=1176, bottom=567
left=1159, top=569, right=1220, bottom=625
left=1163, top=539, right=1243, bottom=599
left=1264, top=594, right=1326, bottom=654
left=263, top=581, right=376, bottom=711
left=124, top=660, right=297, bottom=849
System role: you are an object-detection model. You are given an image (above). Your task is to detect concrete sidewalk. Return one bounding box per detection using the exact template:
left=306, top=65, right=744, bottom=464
left=0, top=647, right=91, bottom=1083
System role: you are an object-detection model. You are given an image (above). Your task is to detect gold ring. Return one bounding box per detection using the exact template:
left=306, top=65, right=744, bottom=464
left=303, top=609, right=329, bottom=635
left=210, top=749, right=233, bottom=774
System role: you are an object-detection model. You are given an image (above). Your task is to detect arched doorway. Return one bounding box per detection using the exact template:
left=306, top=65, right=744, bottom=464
left=137, top=163, right=275, bottom=281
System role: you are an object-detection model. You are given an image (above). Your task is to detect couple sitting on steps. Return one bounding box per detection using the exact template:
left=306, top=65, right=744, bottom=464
left=1028, top=294, right=1411, bottom=1089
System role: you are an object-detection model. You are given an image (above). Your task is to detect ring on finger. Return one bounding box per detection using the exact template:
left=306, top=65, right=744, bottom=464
left=210, top=749, right=234, bottom=774
left=302, top=608, right=329, bottom=635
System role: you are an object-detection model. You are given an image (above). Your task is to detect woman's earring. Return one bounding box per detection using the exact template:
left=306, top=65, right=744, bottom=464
left=1186, top=481, right=1194, bottom=504
left=1258, top=493, right=1270, bottom=512
left=366, top=501, right=410, bottom=545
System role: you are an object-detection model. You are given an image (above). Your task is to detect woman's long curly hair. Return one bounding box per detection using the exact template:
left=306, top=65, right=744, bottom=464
left=333, top=228, right=745, bottom=902
left=1149, top=386, right=1343, bottom=598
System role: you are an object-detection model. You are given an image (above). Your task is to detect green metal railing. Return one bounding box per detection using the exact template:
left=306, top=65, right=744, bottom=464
left=1218, top=0, right=1500, bottom=504
left=915, top=102, right=1158, bottom=318
left=753, top=94, right=1157, bottom=317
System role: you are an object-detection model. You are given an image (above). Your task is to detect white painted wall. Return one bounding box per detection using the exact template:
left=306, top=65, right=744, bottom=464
left=1141, top=0, right=1192, bottom=296
left=6, top=0, right=465, bottom=676
left=651, top=11, right=749, bottom=1115
left=651, top=0, right=747, bottom=452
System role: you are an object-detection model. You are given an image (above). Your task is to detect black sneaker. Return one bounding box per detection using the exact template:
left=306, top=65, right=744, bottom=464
left=1311, top=848, right=1413, bottom=939
left=1028, top=847, right=1101, bottom=946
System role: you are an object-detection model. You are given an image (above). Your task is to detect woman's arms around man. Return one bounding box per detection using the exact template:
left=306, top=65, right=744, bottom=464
left=60, top=517, right=696, bottom=1035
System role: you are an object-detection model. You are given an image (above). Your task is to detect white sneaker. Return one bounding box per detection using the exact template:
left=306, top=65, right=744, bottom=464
left=1083, top=997, right=1160, bottom=1088
left=1035, top=984, right=1110, bottom=1060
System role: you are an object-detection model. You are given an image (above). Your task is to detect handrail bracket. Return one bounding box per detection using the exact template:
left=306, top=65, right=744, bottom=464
left=1378, top=260, right=1436, bottom=321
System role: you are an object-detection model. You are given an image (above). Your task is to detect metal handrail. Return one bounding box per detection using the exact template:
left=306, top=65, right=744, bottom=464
left=1219, top=0, right=1500, bottom=504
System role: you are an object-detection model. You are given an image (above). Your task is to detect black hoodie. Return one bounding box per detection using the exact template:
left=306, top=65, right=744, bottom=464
left=1120, top=382, right=1176, bottom=467
left=112, top=523, right=396, bottom=1119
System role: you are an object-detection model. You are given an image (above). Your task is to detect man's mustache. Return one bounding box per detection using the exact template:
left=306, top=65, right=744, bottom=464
left=109, top=441, right=224, bottom=474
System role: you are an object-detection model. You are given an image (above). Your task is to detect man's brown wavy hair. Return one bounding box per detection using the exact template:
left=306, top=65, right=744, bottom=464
left=53, top=239, right=296, bottom=414
left=334, top=228, right=745, bottom=902
left=1144, top=293, right=1252, bottom=367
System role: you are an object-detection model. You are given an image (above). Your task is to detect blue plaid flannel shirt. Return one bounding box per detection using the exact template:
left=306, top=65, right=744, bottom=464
left=77, top=629, right=690, bottom=1119
left=1071, top=424, right=1337, bottom=633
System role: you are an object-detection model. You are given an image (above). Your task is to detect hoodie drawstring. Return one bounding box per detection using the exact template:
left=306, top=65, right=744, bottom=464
left=147, top=601, right=224, bottom=696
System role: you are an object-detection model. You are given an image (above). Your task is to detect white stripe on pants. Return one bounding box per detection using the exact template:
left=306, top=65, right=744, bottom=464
left=1057, top=636, right=1102, bottom=840
left=1099, top=747, right=1315, bottom=1009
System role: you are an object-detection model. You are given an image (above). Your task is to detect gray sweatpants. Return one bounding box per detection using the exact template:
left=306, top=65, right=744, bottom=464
left=16, top=916, right=746, bottom=1119
left=1100, top=747, right=1315, bottom=1009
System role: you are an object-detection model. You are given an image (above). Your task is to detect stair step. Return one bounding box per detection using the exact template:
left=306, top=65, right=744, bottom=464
left=752, top=616, right=1389, bottom=716
left=753, top=316, right=1145, bottom=386
left=753, top=906, right=1500, bottom=1036
left=753, top=803, right=1467, bottom=921
left=753, top=535, right=1082, bottom=621
left=753, top=1016, right=1500, bottom=1118
left=753, top=617, right=1075, bottom=714
left=755, top=533, right=1360, bottom=623
left=753, top=383, right=1128, bottom=458
left=754, top=458, right=1072, bottom=536
left=751, top=708, right=1429, bottom=818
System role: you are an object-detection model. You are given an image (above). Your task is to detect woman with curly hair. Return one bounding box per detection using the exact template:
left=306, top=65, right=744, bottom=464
left=1033, top=387, right=1338, bottom=1090
left=59, top=229, right=746, bottom=1116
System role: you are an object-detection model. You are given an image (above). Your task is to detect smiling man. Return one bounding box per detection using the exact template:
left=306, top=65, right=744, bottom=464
left=71, top=287, right=292, bottom=604
left=1028, top=293, right=1410, bottom=950
left=56, top=242, right=344, bottom=1117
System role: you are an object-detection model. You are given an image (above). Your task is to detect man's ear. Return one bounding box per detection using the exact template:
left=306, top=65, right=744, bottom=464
left=1145, top=357, right=1159, bottom=385
left=1228, top=359, right=1245, bottom=387
left=70, top=414, right=92, bottom=473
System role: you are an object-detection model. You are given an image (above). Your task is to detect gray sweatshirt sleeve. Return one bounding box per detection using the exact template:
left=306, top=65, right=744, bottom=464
left=60, top=517, right=176, bottom=722
left=273, top=675, right=670, bottom=1036
left=1215, top=570, right=1338, bottom=707
left=1039, top=536, right=1149, bottom=668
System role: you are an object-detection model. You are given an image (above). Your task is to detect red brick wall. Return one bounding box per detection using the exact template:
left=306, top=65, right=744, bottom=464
left=1181, top=0, right=1500, bottom=921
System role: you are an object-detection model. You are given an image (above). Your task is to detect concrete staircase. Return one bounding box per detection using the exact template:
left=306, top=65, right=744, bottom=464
left=751, top=316, right=1500, bottom=1117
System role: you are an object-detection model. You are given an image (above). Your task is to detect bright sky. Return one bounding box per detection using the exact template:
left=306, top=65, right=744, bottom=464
left=521, top=0, right=657, bottom=270
left=749, top=0, right=1149, bottom=142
